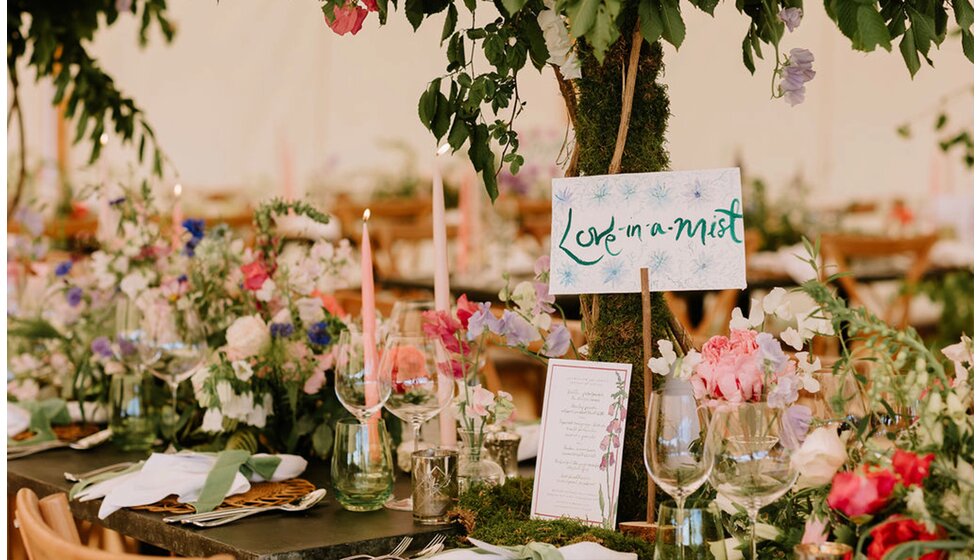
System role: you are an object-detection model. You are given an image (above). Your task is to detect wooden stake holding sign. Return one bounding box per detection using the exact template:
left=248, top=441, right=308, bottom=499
left=617, top=268, right=659, bottom=541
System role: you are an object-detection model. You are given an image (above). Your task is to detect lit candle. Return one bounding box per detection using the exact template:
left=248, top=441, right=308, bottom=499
left=171, top=183, right=183, bottom=250
left=432, top=144, right=456, bottom=449
left=361, top=209, right=379, bottom=414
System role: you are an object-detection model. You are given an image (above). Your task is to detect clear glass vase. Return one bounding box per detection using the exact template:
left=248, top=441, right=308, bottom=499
left=108, top=371, right=156, bottom=451
left=457, top=428, right=505, bottom=492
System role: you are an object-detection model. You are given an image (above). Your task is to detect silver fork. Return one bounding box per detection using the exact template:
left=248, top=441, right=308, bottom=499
left=372, top=535, right=447, bottom=560
left=64, top=461, right=136, bottom=482
left=340, top=536, right=412, bottom=560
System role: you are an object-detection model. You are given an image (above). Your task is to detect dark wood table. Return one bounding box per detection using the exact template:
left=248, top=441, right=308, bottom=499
left=8, top=447, right=456, bottom=559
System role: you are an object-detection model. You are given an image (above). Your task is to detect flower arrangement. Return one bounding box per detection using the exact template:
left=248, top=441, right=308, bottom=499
left=8, top=186, right=359, bottom=458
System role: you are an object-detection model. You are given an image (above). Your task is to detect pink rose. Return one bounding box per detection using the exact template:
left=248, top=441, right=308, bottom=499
left=827, top=468, right=898, bottom=518
left=325, top=3, right=368, bottom=36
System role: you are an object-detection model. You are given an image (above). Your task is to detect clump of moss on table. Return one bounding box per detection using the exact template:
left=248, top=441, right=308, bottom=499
left=449, top=478, right=655, bottom=560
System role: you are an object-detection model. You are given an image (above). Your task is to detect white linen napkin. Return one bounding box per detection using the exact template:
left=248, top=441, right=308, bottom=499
left=75, top=451, right=306, bottom=519
left=7, top=403, right=30, bottom=437
left=431, top=538, right=637, bottom=560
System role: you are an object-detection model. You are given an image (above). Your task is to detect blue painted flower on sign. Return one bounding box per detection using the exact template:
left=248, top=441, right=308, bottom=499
left=591, top=183, right=611, bottom=204
left=646, top=183, right=670, bottom=207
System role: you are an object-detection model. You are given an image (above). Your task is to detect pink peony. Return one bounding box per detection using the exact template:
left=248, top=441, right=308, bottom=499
left=729, top=329, right=759, bottom=354
left=692, top=330, right=765, bottom=403
left=325, top=3, right=368, bottom=36
left=700, top=335, right=731, bottom=363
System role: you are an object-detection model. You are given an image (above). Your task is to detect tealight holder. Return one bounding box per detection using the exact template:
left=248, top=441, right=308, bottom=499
left=793, top=543, right=854, bottom=560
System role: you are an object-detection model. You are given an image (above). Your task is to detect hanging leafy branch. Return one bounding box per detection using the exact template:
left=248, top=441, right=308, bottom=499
left=7, top=0, right=176, bottom=215
left=319, top=0, right=973, bottom=201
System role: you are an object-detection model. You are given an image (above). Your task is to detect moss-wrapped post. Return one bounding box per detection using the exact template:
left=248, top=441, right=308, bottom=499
left=568, top=35, right=676, bottom=523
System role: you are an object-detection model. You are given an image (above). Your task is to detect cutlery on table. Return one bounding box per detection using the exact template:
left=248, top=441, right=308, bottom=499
left=350, top=535, right=447, bottom=560
left=340, top=536, right=413, bottom=560
left=8, top=428, right=112, bottom=460
left=64, top=461, right=136, bottom=482
left=159, top=489, right=327, bottom=527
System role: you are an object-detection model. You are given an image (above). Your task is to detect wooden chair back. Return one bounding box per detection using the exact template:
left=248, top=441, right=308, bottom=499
left=14, top=489, right=233, bottom=560
left=819, top=233, right=938, bottom=328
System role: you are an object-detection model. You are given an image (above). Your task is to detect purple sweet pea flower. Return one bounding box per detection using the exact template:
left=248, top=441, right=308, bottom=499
left=534, top=255, right=551, bottom=278
left=780, top=48, right=816, bottom=106
left=467, top=302, right=504, bottom=340
left=780, top=404, right=812, bottom=447
left=533, top=282, right=556, bottom=314
left=91, top=336, right=114, bottom=358
left=778, top=7, right=803, bottom=32
left=66, top=286, right=84, bottom=307
left=767, top=375, right=802, bottom=408
left=755, top=332, right=789, bottom=372
left=543, top=324, right=571, bottom=358
left=499, top=310, right=539, bottom=347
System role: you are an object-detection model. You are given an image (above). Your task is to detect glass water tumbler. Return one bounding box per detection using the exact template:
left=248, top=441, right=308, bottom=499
left=108, top=371, right=156, bottom=451
left=331, top=418, right=394, bottom=512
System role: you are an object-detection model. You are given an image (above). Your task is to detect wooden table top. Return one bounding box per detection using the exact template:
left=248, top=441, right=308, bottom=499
left=8, top=447, right=455, bottom=560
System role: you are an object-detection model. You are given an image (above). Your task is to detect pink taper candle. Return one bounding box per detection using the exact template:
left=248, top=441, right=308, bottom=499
left=361, top=209, right=379, bottom=415
left=432, top=144, right=456, bottom=448
left=171, top=183, right=183, bottom=250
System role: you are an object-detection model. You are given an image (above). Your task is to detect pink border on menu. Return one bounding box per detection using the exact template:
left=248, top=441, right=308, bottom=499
left=531, top=360, right=632, bottom=526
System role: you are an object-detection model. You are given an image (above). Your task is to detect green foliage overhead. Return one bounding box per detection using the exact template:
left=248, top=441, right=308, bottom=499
left=320, top=0, right=973, bottom=201
left=7, top=1, right=175, bottom=174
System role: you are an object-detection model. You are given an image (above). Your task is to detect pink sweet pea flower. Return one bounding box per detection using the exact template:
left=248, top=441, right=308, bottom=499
left=801, top=518, right=828, bottom=545
left=465, top=386, right=495, bottom=417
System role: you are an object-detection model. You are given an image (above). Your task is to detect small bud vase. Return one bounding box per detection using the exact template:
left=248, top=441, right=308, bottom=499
left=457, top=428, right=505, bottom=492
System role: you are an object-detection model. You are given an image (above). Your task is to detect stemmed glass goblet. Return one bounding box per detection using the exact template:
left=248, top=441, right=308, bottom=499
left=644, top=377, right=711, bottom=559
left=707, top=402, right=799, bottom=560
left=335, top=327, right=392, bottom=423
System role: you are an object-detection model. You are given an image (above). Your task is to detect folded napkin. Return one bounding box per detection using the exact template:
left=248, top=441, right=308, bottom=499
left=7, top=403, right=30, bottom=437
left=430, top=538, right=637, bottom=560
left=73, top=450, right=307, bottom=519
left=8, top=398, right=71, bottom=444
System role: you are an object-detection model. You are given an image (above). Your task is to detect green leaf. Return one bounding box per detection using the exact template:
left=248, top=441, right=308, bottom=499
left=660, top=0, right=687, bottom=49
left=502, top=0, right=528, bottom=16
left=952, top=0, right=974, bottom=31
left=432, top=93, right=452, bottom=139
left=521, top=16, right=550, bottom=69
left=854, top=4, right=892, bottom=51
left=568, top=0, right=600, bottom=37
left=311, top=423, right=334, bottom=460
left=688, top=0, right=718, bottom=15
left=899, top=30, right=921, bottom=77
left=585, top=0, right=622, bottom=61
left=418, top=78, right=441, bottom=128
left=638, top=0, right=664, bottom=43
left=910, top=10, right=936, bottom=54
left=482, top=164, right=499, bottom=202
left=447, top=116, right=469, bottom=150
left=742, top=33, right=757, bottom=73
left=441, top=3, right=457, bottom=43
left=935, top=112, right=948, bottom=130
left=963, top=29, right=974, bottom=61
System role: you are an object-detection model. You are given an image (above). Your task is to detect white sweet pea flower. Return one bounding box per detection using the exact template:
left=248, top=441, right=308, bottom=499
left=730, top=300, right=764, bottom=330
left=762, top=288, right=792, bottom=320
left=232, top=360, right=254, bottom=382
left=678, top=350, right=702, bottom=380
left=256, top=278, right=277, bottom=302
left=647, top=340, right=677, bottom=376
left=780, top=327, right=804, bottom=351
left=941, top=336, right=973, bottom=387
left=296, top=297, right=325, bottom=325
left=532, top=312, right=552, bottom=331
left=509, top=282, right=537, bottom=314
left=794, top=352, right=821, bottom=393
left=797, top=307, right=834, bottom=339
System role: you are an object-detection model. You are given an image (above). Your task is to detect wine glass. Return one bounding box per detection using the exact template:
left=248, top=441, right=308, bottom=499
left=144, top=304, right=207, bottom=451
left=334, top=327, right=391, bottom=423
left=379, top=334, right=454, bottom=510
left=644, top=377, right=711, bottom=558
left=796, top=369, right=868, bottom=427
left=707, top=402, right=799, bottom=560
left=386, top=300, right=435, bottom=340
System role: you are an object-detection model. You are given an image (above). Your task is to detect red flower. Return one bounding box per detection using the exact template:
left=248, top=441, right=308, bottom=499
left=422, top=310, right=468, bottom=355
left=455, top=294, right=480, bottom=329
left=827, top=467, right=897, bottom=518
left=324, top=3, right=368, bottom=36
left=362, top=0, right=378, bottom=11
left=892, top=450, right=934, bottom=487
left=867, top=516, right=946, bottom=560
left=241, top=260, right=270, bottom=291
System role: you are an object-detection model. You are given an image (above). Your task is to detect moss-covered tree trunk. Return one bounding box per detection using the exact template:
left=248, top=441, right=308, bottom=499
left=571, top=36, right=674, bottom=523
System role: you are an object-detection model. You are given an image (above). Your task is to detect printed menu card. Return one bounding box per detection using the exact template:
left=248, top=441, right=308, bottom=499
left=531, top=359, right=632, bottom=528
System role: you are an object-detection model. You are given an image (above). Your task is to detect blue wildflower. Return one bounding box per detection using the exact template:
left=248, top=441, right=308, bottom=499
left=55, top=260, right=73, bottom=277
left=182, top=219, right=205, bottom=240
left=177, top=274, right=188, bottom=283
left=270, top=322, right=295, bottom=338
left=66, top=286, right=84, bottom=307
left=307, top=322, right=332, bottom=346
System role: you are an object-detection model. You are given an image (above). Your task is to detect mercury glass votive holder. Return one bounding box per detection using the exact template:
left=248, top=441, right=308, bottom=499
left=793, top=543, right=854, bottom=560
left=483, top=430, right=522, bottom=479
left=411, top=449, right=458, bottom=525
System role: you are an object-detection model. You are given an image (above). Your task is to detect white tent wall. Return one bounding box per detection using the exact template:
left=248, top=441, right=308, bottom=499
left=8, top=0, right=974, bottom=213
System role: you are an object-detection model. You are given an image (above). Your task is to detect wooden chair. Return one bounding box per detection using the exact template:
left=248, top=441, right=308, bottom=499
left=14, top=488, right=233, bottom=560
left=515, top=198, right=552, bottom=245
left=819, top=233, right=938, bottom=328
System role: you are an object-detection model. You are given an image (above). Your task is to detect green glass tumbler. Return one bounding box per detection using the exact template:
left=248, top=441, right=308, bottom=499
left=654, top=504, right=728, bottom=560
left=108, top=371, right=156, bottom=452
left=331, top=418, right=394, bottom=512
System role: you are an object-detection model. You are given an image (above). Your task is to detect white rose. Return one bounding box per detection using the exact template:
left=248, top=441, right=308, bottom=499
left=225, top=315, right=270, bottom=361
left=790, top=426, right=847, bottom=488
left=296, top=297, right=325, bottom=325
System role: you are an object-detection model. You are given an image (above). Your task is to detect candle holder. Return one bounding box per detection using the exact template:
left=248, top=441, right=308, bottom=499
left=483, top=429, right=521, bottom=478
left=793, top=543, right=854, bottom=560
left=411, top=449, right=458, bottom=525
